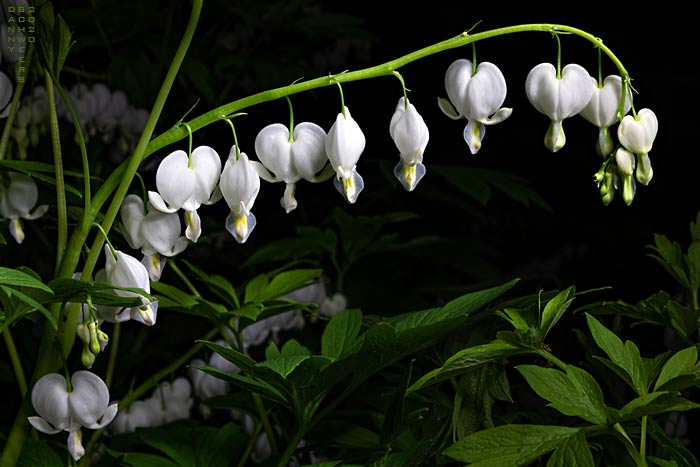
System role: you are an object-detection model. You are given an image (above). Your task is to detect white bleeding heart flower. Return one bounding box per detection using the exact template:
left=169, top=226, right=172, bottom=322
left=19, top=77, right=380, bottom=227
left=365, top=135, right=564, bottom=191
left=438, top=59, right=512, bottom=155
left=28, top=371, right=118, bottom=461
left=254, top=121, right=328, bottom=213
left=148, top=145, right=222, bottom=242
left=390, top=97, right=430, bottom=191
left=579, top=75, right=633, bottom=157
left=617, top=108, right=657, bottom=185
left=219, top=148, right=261, bottom=243
left=101, top=245, right=158, bottom=326
left=120, top=194, right=189, bottom=281
left=525, top=63, right=595, bottom=152
left=0, top=172, right=49, bottom=244
left=325, top=106, right=366, bottom=204
left=109, top=398, right=161, bottom=435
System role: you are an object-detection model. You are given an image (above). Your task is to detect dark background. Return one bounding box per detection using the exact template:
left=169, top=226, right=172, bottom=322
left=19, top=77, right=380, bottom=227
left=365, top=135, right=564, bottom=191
left=37, top=2, right=695, bottom=309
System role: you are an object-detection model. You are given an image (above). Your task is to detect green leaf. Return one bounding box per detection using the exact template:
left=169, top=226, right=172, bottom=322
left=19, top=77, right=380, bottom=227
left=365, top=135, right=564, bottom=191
left=686, top=241, right=700, bottom=292
left=257, top=355, right=312, bottom=379
left=150, top=281, right=198, bottom=308
left=262, top=269, right=323, bottom=302
left=244, top=274, right=269, bottom=304
left=406, top=341, right=521, bottom=393
left=655, top=346, right=699, bottom=391
left=0, top=267, right=53, bottom=292
left=540, top=286, right=575, bottom=339
left=586, top=313, right=646, bottom=395
left=619, top=392, right=700, bottom=420
left=546, top=430, right=594, bottom=467
left=646, top=234, right=690, bottom=288
left=443, top=424, right=581, bottom=466
left=280, top=339, right=312, bottom=356
left=321, top=308, right=363, bottom=360
left=516, top=364, right=608, bottom=425
left=17, top=438, right=63, bottom=467
left=0, top=285, right=56, bottom=330
left=388, top=278, right=519, bottom=332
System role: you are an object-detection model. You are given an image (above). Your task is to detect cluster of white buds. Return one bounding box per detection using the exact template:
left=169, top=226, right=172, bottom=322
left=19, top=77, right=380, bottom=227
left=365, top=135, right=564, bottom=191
left=10, top=82, right=149, bottom=161
left=109, top=377, right=193, bottom=435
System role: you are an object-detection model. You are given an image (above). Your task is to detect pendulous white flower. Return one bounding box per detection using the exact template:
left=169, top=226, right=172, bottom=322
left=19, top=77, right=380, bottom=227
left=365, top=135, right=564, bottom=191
left=390, top=97, right=430, bottom=191
left=148, top=145, right=222, bottom=242
left=28, top=370, right=118, bottom=461
left=438, top=59, right=512, bottom=155
left=102, top=245, right=158, bottom=326
left=615, top=147, right=636, bottom=205
left=120, top=194, right=189, bottom=281
left=219, top=147, right=261, bottom=243
left=325, top=106, right=366, bottom=204
left=525, top=63, right=595, bottom=152
left=150, top=377, right=194, bottom=424
left=617, top=108, right=658, bottom=186
left=579, top=75, right=632, bottom=157
left=254, top=121, right=330, bottom=213
left=0, top=172, right=49, bottom=244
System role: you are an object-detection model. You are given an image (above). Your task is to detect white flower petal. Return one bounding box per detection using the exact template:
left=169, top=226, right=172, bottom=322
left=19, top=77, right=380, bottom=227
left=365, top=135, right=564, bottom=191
left=68, top=371, right=110, bottom=428
left=27, top=416, right=61, bottom=435
left=190, top=145, right=222, bottom=205
left=618, top=108, right=658, bottom=154
left=580, top=75, right=631, bottom=128
left=120, top=194, right=146, bottom=249
left=291, top=122, right=328, bottom=181
left=390, top=97, right=429, bottom=166
left=67, top=429, right=85, bottom=461
left=30, top=373, right=70, bottom=431
left=525, top=63, right=594, bottom=121
left=467, top=62, right=508, bottom=121
left=255, top=123, right=294, bottom=181
left=325, top=106, right=366, bottom=173
left=154, top=150, right=196, bottom=211
left=220, top=150, right=261, bottom=217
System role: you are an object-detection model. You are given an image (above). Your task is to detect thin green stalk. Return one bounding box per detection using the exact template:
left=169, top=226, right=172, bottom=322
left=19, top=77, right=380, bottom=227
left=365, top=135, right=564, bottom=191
left=137, top=24, right=627, bottom=160
left=2, top=329, right=27, bottom=397
left=237, top=418, right=263, bottom=467
left=85, top=23, right=629, bottom=220
left=169, top=259, right=201, bottom=298
left=0, top=3, right=204, bottom=465
left=613, top=422, right=648, bottom=467
left=79, top=326, right=219, bottom=465
left=640, top=415, right=647, bottom=458
left=104, top=322, right=121, bottom=388
left=276, top=423, right=306, bottom=467
left=535, top=348, right=568, bottom=371
left=253, top=393, right=279, bottom=454
left=44, top=70, right=67, bottom=272
left=60, top=0, right=204, bottom=356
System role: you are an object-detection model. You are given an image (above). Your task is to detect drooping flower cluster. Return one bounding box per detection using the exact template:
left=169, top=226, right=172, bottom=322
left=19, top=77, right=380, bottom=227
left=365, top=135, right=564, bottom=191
left=28, top=370, right=118, bottom=461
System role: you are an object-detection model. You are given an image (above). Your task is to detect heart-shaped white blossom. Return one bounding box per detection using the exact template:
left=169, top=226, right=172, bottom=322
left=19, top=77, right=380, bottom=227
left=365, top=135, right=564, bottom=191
left=390, top=97, right=430, bottom=191
left=325, top=106, right=366, bottom=203
left=219, top=148, right=261, bottom=243
left=579, top=75, right=633, bottom=156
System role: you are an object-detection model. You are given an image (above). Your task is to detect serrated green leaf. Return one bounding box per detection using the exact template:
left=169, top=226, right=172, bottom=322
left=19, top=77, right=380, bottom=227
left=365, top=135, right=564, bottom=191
left=257, top=355, right=311, bottom=378
left=619, top=392, right=700, bottom=420
left=388, top=278, right=519, bottom=332
left=546, top=430, right=594, bottom=467
left=517, top=364, right=608, bottom=425
left=261, top=269, right=323, bottom=302
left=540, top=286, right=575, bottom=339
left=406, top=341, right=521, bottom=393
left=321, top=308, right=363, bottom=360
left=655, top=346, right=699, bottom=391
left=244, top=274, right=268, bottom=304
left=443, top=424, right=581, bottom=466
left=0, top=285, right=56, bottom=330
left=586, top=313, right=645, bottom=395
left=0, top=267, right=52, bottom=292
